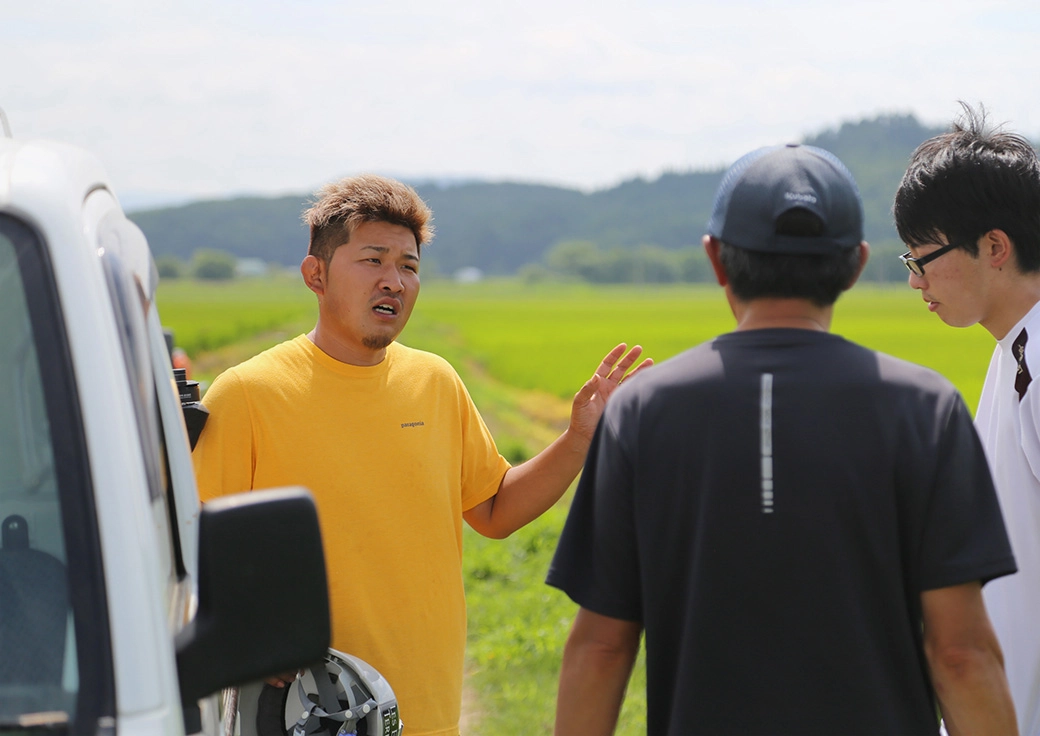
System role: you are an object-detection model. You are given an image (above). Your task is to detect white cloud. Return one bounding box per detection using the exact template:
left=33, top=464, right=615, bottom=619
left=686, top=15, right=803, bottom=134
left=3, top=0, right=1039, bottom=203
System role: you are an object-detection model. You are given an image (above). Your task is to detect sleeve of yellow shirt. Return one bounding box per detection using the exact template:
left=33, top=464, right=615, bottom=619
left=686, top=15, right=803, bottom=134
left=192, top=368, right=256, bottom=502
left=455, top=373, right=510, bottom=513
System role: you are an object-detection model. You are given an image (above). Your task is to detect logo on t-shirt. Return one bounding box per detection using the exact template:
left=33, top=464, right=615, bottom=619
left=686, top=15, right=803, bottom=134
left=1013, top=328, right=1032, bottom=401
left=400, top=421, right=425, bottom=428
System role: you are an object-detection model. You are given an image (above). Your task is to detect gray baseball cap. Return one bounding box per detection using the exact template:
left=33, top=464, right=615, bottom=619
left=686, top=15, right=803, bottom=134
left=707, top=143, right=864, bottom=254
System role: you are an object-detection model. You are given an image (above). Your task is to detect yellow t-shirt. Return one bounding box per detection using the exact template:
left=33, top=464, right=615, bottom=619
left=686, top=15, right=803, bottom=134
left=192, top=336, right=510, bottom=736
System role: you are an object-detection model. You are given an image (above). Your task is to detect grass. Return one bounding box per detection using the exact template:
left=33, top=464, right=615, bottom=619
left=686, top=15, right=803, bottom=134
left=156, top=273, right=316, bottom=368
left=162, top=276, right=997, bottom=735
left=462, top=505, right=648, bottom=735
left=159, top=276, right=994, bottom=412
left=401, top=279, right=994, bottom=413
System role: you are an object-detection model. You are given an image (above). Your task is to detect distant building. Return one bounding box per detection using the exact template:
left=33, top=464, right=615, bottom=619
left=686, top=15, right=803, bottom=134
left=235, top=257, right=268, bottom=277
left=454, top=267, right=484, bottom=283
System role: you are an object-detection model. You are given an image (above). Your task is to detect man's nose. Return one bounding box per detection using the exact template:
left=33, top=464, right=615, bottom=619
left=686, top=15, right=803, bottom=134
left=380, top=265, right=404, bottom=291
left=907, top=270, right=926, bottom=290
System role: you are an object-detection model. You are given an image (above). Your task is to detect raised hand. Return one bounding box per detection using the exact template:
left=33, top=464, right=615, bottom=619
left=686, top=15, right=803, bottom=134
left=569, top=343, right=653, bottom=442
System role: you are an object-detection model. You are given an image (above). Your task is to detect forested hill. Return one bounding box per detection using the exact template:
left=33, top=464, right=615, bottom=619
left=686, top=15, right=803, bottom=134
left=129, top=114, right=946, bottom=282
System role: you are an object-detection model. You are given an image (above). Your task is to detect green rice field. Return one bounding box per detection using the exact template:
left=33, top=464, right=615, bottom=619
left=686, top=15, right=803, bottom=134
left=158, top=276, right=997, bottom=735
left=400, top=279, right=995, bottom=411
left=159, top=276, right=995, bottom=410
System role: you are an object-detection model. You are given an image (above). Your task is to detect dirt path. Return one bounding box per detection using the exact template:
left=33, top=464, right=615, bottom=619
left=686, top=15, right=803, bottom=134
left=459, top=680, right=482, bottom=734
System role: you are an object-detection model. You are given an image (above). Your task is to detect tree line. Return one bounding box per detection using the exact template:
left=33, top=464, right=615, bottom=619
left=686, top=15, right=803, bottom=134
left=132, top=114, right=991, bottom=285
left=157, top=249, right=239, bottom=280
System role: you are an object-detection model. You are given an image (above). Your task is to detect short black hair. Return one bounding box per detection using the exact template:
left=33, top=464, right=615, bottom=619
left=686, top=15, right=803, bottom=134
left=894, top=103, right=1040, bottom=271
left=718, top=208, right=861, bottom=307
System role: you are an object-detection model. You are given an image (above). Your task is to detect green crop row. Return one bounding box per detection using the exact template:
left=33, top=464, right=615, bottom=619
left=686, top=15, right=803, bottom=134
left=402, top=280, right=994, bottom=413
left=156, top=275, right=316, bottom=356
left=158, top=276, right=993, bottom=412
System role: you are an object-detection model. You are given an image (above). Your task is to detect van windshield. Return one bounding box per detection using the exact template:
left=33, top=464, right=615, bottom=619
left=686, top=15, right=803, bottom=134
left=0, top=216, right=109, bottom=729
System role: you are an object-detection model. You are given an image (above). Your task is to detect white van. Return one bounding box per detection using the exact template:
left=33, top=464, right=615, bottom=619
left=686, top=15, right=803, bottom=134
left=0, top=129, right=330, bottom=735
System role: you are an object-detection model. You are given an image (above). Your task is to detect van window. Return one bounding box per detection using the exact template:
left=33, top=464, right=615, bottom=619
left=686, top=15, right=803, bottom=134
left=0, top=215, right=114, bottom=732
left=97, top=214, right=179, bottom=590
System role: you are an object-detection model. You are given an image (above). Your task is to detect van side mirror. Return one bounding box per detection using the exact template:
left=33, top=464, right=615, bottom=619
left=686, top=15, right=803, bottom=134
left=175, top=487, right=330, bottom=704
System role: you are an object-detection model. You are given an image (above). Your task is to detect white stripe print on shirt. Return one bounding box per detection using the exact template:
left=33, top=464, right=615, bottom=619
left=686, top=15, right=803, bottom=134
left=760, top=373, right=774, bottom=514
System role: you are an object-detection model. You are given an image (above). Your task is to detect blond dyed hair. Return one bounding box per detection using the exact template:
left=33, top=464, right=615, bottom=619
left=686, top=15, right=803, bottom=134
left=302, top=174, right=434, bottom=263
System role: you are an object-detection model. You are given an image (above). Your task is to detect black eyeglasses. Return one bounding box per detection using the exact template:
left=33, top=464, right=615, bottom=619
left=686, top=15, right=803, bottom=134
left=898, top=242, right=959, bottom=277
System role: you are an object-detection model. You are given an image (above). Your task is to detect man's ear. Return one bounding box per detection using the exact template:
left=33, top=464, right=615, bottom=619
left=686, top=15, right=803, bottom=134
left=703, top=235, right=728, bottom=287
left=301, top=255, right=326, bottom=297
left=982, top=229, right=1014, bottom=270
left=843, top=242, right=871, bottom=291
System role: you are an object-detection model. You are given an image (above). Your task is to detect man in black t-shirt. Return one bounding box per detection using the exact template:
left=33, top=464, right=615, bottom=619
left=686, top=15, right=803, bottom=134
left=548, top=144, right=1019, bottom=736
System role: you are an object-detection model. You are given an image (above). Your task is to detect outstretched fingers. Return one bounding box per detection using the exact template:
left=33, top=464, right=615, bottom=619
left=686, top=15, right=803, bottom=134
left=575, top=344, right=653, bottom=404
left=596, top=343, right=653, bottom=385
left=595, top=343, right=630, bottom=378
left=570, top=344, right=654, bottom=440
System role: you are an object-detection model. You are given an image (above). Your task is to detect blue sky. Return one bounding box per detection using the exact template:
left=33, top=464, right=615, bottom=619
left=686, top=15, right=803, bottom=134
left=5, top=0, right=1040, bottom=208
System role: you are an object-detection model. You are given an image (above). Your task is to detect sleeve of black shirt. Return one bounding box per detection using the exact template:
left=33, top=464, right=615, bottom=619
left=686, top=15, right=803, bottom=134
left=916, top=392, right=1017, bottom=591
left=546, top=411, right=643, bottom=623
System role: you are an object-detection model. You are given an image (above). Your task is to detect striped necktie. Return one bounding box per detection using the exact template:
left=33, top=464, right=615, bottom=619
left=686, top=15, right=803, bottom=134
left=1013, top=328, right=1032, bottom=401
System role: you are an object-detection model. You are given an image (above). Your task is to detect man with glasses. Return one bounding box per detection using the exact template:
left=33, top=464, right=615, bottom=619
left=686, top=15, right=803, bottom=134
left=895, top=103, right=1040, bottom=735
left=549, top=143, right=1017, bottom=735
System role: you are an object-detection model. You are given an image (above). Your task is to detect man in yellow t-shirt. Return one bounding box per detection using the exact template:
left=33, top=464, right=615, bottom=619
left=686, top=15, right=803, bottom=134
left=191, top=174, right=650, bottom=736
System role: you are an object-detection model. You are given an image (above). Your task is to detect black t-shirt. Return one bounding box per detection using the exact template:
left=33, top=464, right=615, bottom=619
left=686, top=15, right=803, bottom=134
left=548, top=329, right=1016, bottom=736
